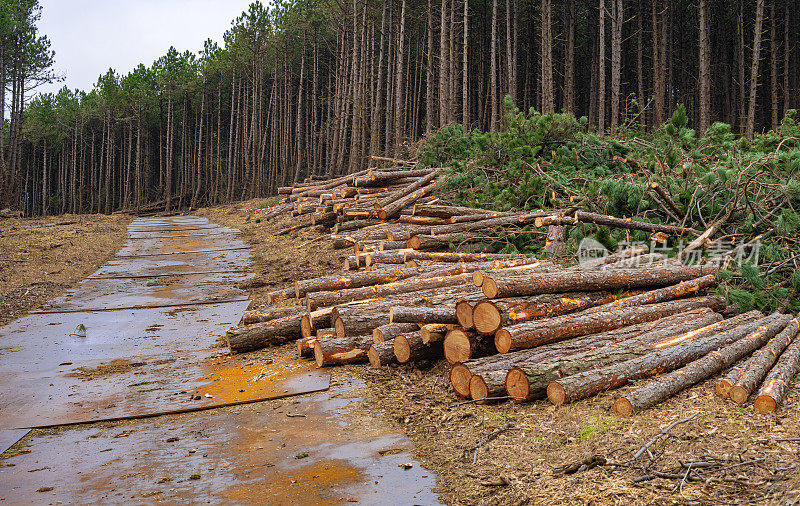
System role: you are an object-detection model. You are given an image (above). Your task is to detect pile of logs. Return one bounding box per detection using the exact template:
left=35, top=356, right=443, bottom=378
left=226, top=166, right=800, bottom=417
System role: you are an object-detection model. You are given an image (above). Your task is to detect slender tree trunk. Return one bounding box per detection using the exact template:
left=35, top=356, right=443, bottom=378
left=745, top=0, right=765, bottom=139
left=563, top=0, right=575, bottom=113
left=541, top=0, right=554, bottom=113
left=395, top=0, right=407, bottom=153
left=769, top=0, right=779, bottom=130
left=426, top=0, right=435, bottom=132
left=490, top=0, right=499, bottom=129
left=462, top=0, right=469, bottom=127
left=610, top=0, right=622, bottom=130
left=598, top=0, right=606, bottom=129
left=698, top=0, right=711, bottom=132
left=439, top=0, right=449, bottom=126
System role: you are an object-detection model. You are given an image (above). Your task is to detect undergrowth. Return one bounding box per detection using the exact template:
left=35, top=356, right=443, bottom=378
left=419, top=97, right=800, bottom=314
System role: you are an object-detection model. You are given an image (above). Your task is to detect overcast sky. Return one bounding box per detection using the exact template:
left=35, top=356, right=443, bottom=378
left=36, top=0, right=255, bottom=96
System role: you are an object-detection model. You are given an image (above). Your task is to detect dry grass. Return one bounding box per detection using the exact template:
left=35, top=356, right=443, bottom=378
left=198, top=199, right=800, bottom=505
left=0, top=213, right=131, bottom=325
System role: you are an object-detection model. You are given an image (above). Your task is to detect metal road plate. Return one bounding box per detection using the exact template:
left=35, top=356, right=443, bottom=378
left=88, top=249, right=251, bottom=278
left=0, top=353, right=330, bottom=429
left=0, top=301, right=250, bottom=372
left=116, top=235, right=248, bottom=257
left=34, top=272, right=252, bottom=312
left=0, top=429, right=29, bottom=454
left=0, top=378, right=437, bottom=505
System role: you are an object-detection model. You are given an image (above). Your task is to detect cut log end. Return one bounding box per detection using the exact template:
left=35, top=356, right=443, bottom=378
left=455, top=301, right=474, bottom=329
left=388, top=307, right=395, bottom=323
left=505, top=367, right=530, bottom=402
left=715, top=379, right=733, bottom=398
left=449, top=363, right=473, bottom=398
left=372, top=328, right=385, bottom=343
left=368, top=346, right=381, bottom=367
left=377, top=209, right=388, bottom=220
left=334, top=317, right=345, bottom=338
left=546, top=381, right=566, bottom=406
left=394, top=335, right=412, bottom=363
left=729, top=386, right=749, bottom=405
left=494, top=329, right=512, bottom=354
left=482, top=278, right=499, bottom=298
left=473, top=301, right=501, bottom=335
left=754, top=395, right=777, bottom=414
left=469, top=375, right=490, bottom=404
left=407, top=236, right=421, bottom=249
left=612, top=397, right=634, bottom=417
left=300, top=316, right=313, bottom=338
left=313, top=341, right=325, bottom=368
left=443, top=329, right=472, bottom=363
left=472, top=270, right=484, bottom=287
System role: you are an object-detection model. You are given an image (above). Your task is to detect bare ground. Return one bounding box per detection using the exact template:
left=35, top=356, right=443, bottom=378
left=0, top=213, right=131, bottom=326
left=198, top=199, right=800, bottom=505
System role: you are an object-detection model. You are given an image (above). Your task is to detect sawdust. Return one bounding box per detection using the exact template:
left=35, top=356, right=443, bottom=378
left=69, top=359, right=140, bottom=379
left=0, top=213, right=131, bottom=326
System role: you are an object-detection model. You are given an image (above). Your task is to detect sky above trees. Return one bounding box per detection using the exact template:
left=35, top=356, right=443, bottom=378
left=36, top=0, right=254, bottom=95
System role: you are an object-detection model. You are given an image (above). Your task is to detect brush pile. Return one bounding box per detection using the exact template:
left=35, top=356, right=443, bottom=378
left=228, top=165, right=800, bottom=416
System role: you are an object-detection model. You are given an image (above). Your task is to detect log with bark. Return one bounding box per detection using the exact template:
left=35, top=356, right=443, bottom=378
left=448, top=308, right=733, bottom=398
left=377, top=173, right=443, bottom=219
left=241, top=306, right=306, bottom=325
left=390, top=306, right=459, bottom=325
left=535, top=211, right=702, bottom=236
left=314, top=335, right=374, bottom=367
left=547, top=314, right=790, bottom=406
left=426, top=211, right=551, bottom=236
left=306, top=272, right=473, bottom=310
left=754, top=320, right=800, bottom=413
left=443, top=329, right=496, bottom=364
left=228, top=313, right=306, bottom=353
left=266, top=287, right=296, bottom=304
left=373, top=322, right=419, bottom=343
left=472, top=263, right=558, bottom=287
left=394, top=331, right=443, bottom=363
left=412, top=203, right=494, bottom=218
left=368, top=340, right=398, bottom=367
left=300, top=307, right=333, bottom=338
left=420, top=323, right=451, bottom=344
left=482, top=264, right=717, bottom=299
left=472, top=291, right=618, bottom=335
left=613, top=317, right=798, bottom=416
left=503, top=309, right=733, bottom=402
left=406, top=233, right=488, bottom=251
left=469, top=369, right=510, bottom=404
left=404, top=251, right=521, bottom=264
left=294, top=266, right=421, bottom=298
left=333, top=308, right=390, bottom=337
left=730, top=320, right=797, bottom=404
left=715, top=354, right=758, bottom=399
left=494, top=296, right=726, bottom=353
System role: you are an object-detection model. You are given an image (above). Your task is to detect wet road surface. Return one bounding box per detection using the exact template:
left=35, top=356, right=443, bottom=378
left=0, top=216, right=439, bottom=504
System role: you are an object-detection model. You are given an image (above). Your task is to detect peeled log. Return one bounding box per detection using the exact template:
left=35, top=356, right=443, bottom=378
left=715, top=354, right=758, bottom=399
left=228, top=313, right=305, bottom=353
left=472, top=291, right=618, bottom=335
left=314, top=335, right=373, bottom=367
left=548, top=314, right=790, bottom=406
left=504, top=309, right=728, bottom=402
left=242, top=306, right=305, bottom=325
left=394, top=332, right=443, bottom=363
left=373, top=322, right=419, bottom=343
left=306, top=272, right=473, bottom=310
left=390, top=306, right=458, bottom=325
left=614, top=317, right=798, bottom=416
left=482, top=264, right=717, bottom=299
left=730, top=320, right=797, bottom=404
left=449, top=308, right=733, bottom=399
left=754, top=320, right=800, bottom=413
left=495, top=296, right=726, bottom=353
left=368, top=340, right=397, bottom=367
left=443, top=329, right=495, bottom=364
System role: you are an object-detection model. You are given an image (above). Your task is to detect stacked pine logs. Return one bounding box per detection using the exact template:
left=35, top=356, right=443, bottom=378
left=228, top=167, right=800, bottom=417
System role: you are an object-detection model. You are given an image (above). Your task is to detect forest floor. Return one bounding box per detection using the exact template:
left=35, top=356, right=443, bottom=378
left=197, top=199, right=800, bottom=505
left=0, top=214, right=131, bottom=326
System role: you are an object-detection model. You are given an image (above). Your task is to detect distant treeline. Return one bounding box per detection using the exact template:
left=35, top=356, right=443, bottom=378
left=2, top=0, right=798, bottom=216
